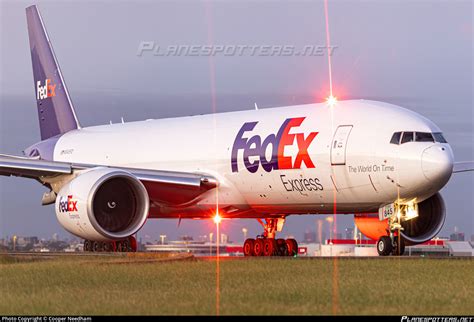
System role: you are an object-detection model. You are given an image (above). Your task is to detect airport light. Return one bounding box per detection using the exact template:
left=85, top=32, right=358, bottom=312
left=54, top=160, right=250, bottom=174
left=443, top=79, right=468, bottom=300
left=325, top=216, right=334, bottom=244
left=213, top=212, right=222, bottom=224
left=159, top=235, right=167, bottom=245
left=242, top=227, right=248, bottom=241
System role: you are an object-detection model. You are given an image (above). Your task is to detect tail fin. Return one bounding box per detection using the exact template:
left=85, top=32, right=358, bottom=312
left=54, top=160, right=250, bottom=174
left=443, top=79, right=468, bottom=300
left=26, top=5, right=80, bottom=140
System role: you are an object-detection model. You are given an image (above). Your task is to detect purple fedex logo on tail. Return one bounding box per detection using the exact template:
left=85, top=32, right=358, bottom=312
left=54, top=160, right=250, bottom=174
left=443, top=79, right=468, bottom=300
left=231, top=117, right=318, bottom=173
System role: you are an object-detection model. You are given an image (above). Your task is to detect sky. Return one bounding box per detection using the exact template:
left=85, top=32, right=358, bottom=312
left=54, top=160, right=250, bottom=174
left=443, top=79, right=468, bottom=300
left=0, top=0, right=472, bottom=242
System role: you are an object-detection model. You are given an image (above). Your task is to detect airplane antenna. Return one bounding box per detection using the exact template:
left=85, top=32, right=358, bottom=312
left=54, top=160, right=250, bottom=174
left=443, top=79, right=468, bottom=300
left=121, top=117, right=125, bottom=124
left=254, top=103, right=259, bottom=111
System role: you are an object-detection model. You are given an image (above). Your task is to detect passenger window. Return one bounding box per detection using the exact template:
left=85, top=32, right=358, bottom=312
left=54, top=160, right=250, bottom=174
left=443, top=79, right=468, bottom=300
left=415, top=132, right=434, bottom=142
left=390, top=132, right=402, bottom=145
left=433, top=132, right=447, bottom=143
left=401, top=132, right=414, bottom=144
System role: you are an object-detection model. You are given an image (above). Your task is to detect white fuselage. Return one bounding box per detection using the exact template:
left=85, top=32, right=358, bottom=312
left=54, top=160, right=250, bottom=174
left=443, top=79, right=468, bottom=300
left=52, top=100, right=454, bottom=218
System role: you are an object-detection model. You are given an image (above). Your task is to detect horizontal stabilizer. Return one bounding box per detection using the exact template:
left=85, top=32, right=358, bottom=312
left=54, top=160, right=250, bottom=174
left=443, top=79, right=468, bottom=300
left=453, top=161, right=474, bottom=173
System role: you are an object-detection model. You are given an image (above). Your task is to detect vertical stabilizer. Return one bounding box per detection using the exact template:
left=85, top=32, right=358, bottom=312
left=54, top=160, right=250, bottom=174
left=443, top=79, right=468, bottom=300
left=26, top=5, right=80, bottom=140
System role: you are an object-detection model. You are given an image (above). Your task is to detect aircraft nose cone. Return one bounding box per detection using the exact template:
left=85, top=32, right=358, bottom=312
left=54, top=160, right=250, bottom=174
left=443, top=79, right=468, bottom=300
left=421, top=145, right=453, bottom=185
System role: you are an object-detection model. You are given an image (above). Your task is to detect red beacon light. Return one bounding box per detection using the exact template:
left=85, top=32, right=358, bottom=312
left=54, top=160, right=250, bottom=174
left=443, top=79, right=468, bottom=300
left=213, top=212, right=222, bottom=224
left=326, top=95, right=337, bottom=107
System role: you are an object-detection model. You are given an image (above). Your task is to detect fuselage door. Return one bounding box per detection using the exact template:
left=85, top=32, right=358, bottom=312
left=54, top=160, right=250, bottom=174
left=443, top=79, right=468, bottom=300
left=331, top=125, right=353, bottom=165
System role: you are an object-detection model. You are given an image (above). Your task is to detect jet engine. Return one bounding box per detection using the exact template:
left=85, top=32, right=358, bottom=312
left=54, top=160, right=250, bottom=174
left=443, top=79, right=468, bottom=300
left=55, top=167, right=149, bottom=241
left=355, top=193, right=446, bottom=246
left=399, top=193, right=446, bottom=245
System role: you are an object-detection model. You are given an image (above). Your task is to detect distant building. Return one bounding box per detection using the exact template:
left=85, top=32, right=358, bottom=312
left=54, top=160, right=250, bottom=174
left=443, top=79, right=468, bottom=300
left=450, top=232, right=465, bottom=241
left=303, top=230, right=316, bottom=243
left=220, top=233, right=229, bottom=244
left=315, top=231, right=326, bottom=245
left=180, top=235, right=194, bottom=241
left=13, top=236, right=39, bottom=251
left=345, top=228, right=354, bottom=240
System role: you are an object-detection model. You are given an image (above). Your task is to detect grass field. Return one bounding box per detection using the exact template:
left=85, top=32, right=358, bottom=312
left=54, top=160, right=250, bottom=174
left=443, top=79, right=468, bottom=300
left=0, top=254, right=472, bottom=315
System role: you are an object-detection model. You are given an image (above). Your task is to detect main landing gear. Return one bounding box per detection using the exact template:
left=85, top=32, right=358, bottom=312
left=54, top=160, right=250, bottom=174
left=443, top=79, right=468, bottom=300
left=243, top=218, right=299, bottom=257
left=83, top=236, right=137, bottom=252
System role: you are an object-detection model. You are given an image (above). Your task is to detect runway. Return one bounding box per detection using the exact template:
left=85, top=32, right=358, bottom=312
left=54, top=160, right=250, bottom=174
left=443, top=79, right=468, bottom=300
left=3, top=251, right=472, bottom=261
left=1, top=251, right=195, bottom=264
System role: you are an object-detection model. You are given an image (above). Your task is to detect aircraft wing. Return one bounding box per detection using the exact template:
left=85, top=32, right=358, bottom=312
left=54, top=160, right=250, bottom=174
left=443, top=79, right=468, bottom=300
left=0, top=153, right=218, bottom=205
left=0, top=154, right=72, bottom=178
left=453, top=161, right=474, bottom=173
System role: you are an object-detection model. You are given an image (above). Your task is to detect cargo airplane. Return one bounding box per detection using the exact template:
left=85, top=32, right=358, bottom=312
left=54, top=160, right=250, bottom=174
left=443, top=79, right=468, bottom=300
left=1, top=5, right=472, bottom=256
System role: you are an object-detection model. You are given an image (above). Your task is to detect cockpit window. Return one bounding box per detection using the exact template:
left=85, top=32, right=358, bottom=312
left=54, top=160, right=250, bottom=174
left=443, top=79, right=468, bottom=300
left=391, top=131, right=447, bottom=145
left=401, top=132, right=414, bottom=144
left=390, top=132, right=402, bottom=145
left=415, top=132, right=434, bottom=142
left=433, top=132, right=447, bottom=143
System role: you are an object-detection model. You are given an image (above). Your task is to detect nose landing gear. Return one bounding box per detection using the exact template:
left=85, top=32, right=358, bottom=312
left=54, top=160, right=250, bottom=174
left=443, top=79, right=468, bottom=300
left=376, top=234, right=406, bottom=256
left=376, top=236, right=393, bottom=256
left=243, top=218, right=299, bottom=257
left=377, top=213, right=406, bottom=256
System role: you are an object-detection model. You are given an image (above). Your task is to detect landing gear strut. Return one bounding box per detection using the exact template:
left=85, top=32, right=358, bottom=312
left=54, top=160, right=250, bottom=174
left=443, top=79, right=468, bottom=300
left=243, top=218, right=298, bottom=257
left=392, top=235, right=405, bottom=256
left=83, top=236, right=137, bottom=253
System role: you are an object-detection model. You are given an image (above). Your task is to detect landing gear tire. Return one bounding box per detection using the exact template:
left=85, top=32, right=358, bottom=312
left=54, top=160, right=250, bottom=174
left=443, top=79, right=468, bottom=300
left=377, top=236, right=393, bottom=256
left=276, top=238, right=288, bottom=256
left=84, top=240, right=92, bottom=252
left=392, top=237, right=405, bottom=256
left=129, top=236, right=138, bottom=252
left=253, top=239, right=264, bottom=256
left=122, top=239, right=131, bottom=252
left=263, top=238, right=276, bottom=256
left=92, top=241, right=103, bottom=252
left=243, top=239, right=255, bottom=256
left=286, top=239, right=298, bottom=257
left=103, top=242, right=112, bottom=252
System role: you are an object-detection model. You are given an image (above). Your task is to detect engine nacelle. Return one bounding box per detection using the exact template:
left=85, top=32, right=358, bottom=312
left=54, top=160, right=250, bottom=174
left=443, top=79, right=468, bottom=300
left=55, top=167, right=149, bottom=241
left=355, top=193, right=446, bottom=246
left=399, top=193, right=446, bottom=245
